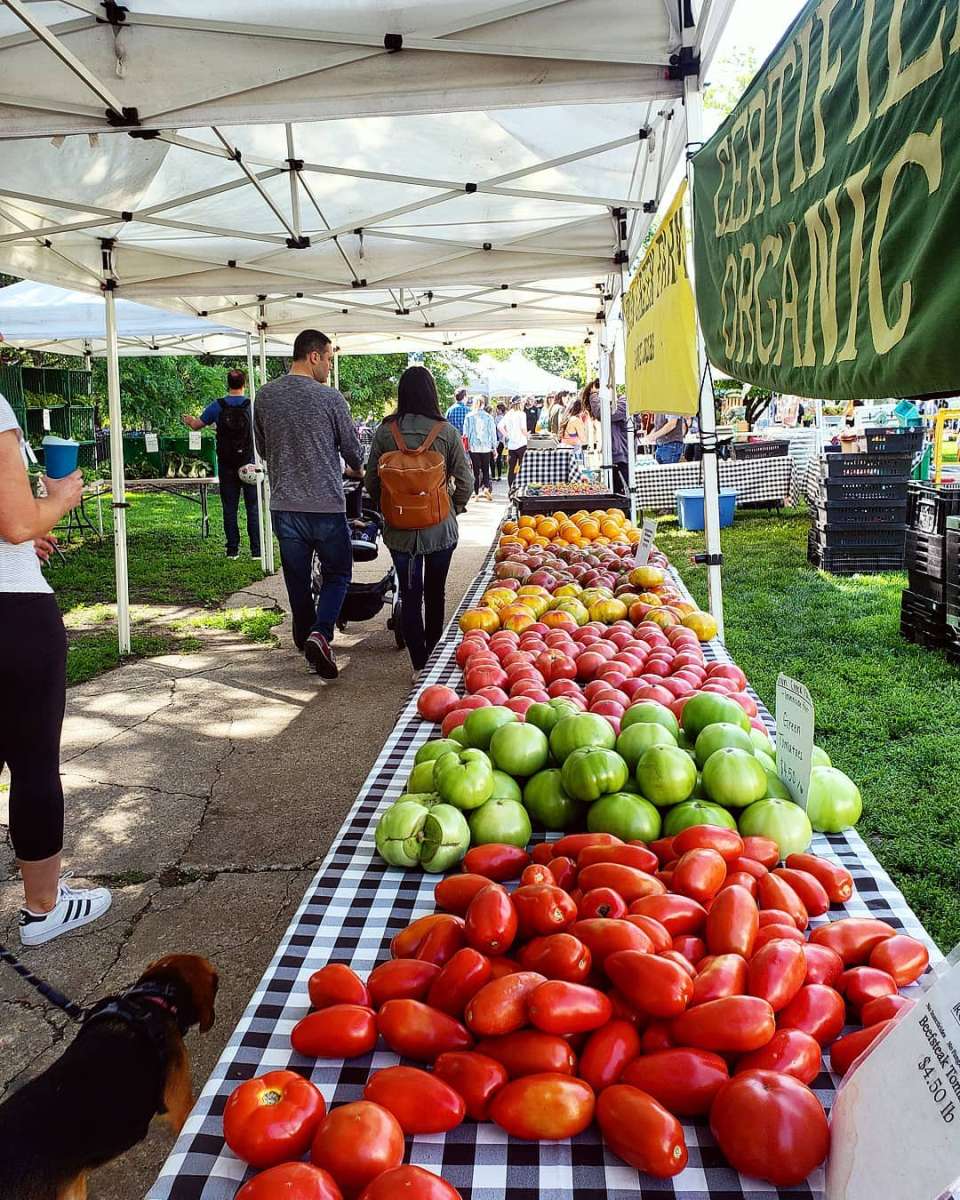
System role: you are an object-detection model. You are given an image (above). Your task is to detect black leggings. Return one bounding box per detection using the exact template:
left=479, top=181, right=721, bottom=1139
left=470, top=451, right=492, bottom=493
left=494, top=444, right=505, bottom=479
left=0, top=594, right=67, bottom=862
left=507, top=446, right=526, bottom=489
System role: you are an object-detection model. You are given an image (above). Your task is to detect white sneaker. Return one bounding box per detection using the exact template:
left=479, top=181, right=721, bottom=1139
left=19, top=877, right=113, bottom=947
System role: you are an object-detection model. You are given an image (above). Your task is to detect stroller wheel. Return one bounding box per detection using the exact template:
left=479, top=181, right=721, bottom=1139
left=392, top=598, right=405, bottom=649
left=337, top=620, right=347, bottom=632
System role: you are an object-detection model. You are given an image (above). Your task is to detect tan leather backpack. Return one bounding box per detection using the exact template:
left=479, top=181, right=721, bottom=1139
left=377, top=421, right=450, bottom=530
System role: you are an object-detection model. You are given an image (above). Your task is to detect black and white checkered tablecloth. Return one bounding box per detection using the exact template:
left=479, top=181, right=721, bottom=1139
left=514, top=448, right=588, bottom=493
left=148, top=536, right=941, bottom=1200
left=632, top=458, right=794, bottom=513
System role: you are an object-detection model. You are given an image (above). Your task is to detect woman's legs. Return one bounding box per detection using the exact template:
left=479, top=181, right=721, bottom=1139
left=469, top=451, right=484, bottom=494
left=390, top=550, right=428, bottom=670
left=494, top=444, right=504, bottom=479
left=480, top=452, right=492, bottom=492
left=423, top=548, right=455, bottom=658
left=507, top=447, right=524, bottom=488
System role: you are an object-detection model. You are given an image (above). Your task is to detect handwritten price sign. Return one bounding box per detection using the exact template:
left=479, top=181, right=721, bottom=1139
left=775, top=674, right=814, bottom=808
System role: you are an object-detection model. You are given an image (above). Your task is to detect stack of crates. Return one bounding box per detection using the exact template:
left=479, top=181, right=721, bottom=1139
left=900, top=482, right=960, bottom=649
left=944, top=516, right=960, bottom=664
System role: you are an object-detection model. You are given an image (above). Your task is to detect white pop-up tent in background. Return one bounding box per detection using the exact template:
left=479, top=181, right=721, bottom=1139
left=0, top=0, right=735, bottom=653
left=463, top=351, right=578, bottom=398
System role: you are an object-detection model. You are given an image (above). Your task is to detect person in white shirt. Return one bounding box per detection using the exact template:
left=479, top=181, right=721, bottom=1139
left=0, top=390, right=112, bottom=945
left=498, top=397, right=529, bottom=490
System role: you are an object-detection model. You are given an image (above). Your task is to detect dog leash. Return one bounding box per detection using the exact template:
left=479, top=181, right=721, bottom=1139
left=0, top=943, right=87, bottom=1022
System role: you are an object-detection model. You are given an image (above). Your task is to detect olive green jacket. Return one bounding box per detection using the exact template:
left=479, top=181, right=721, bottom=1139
left=364, top=414, right=474, bottom=554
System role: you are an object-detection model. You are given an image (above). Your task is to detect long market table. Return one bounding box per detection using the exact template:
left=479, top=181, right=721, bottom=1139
left=79, top=477, right=218, bottom=538
left=632, top=457, right=794, bottom=513
left=148, top=531, right=941, bottom=1200
left=513, top=446, right=587, bottom=495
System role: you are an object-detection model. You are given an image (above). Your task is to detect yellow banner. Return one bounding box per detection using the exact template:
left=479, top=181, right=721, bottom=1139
left=624, top=180, right=699, bottom=416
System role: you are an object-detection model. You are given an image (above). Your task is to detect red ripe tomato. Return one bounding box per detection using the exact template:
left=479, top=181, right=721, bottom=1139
left=660, top=948, right=697, bottom=977
left=376, top=999, right=473, bottom=1061
left=464, top=884, right=518, bottom=956
left=777, top=984, right=846, bottom=1046
left=546, top=856, right=577, bottom=891
left=670, top=995, right=776, bottom=1053
left=740, top=835, right=779, bottom=868
left=748, top=939, right=807, bottom=1012
left=830, top=1021, right=892, bottom=1077
left=671, top=848, right=727, bottom=904
left=511, top=884, right=578, bottom=938
left=838, top=965, right=897, bottom=1010
left=709, top=1071, right=829, bottom=1187
left=357, top=1165, right=462, bottom=1200
left=801, top=942, right=844, bottom=987
left=363, top=1066, right=465, bottom=1134
left=621, top=1047, right=729, bottom=1116
left=434, top=873, right=493, bottom=915
left=785, top=852, right=854, bottom=903
left=753, top=923, right=805, bottom=951
left=578, top=886, right=628, bottom=920
left=596, top=1085, right=688, bottom=1176
left=670, top=935, right=706, bottom=966
left=476, top=1029, right=577, bottom=1078
left=464, top=972, right=546, bottom=1037
left=416, top=684, right=462, bottom=722
left=756, top=873, right=808, bottom=930
left=291, top=1006, right=378, bottom=1059
left=462, top=843, right=531, bottom=881
left=530, top=841, right=556, bottom=865
left=517, top=933, right=592, bottom=982
left=720, top=871, right=758, bottom=897
left=772, top=867, right=830, bottom=917
left=691, top=953, right=748, bottom=1006
left=605, top=950, right=693, bottom=1018
left=868, top=933, right=930, bottom=986
left=649, top=835, right=676, bottom=864
left=489, top=1073, right=595, bottom=1140
left=571, top=918, right=652, bottom=965
left=860, top=993, right=915, bottom=1026
left=433, top=1050, right=508, bottom=1120
left=672, top=824, right=744, bottom=863
left=308, top=964, right=369, bottom=1011
left=552, top=831, right=622, bottom=857
left=730, top=855, right=768, bottom=879
left=629, top=893, right=707, bottom=936
left=487, top=956, right=521, bottom=980
left=735, top=1028, right=823, bottom=1084
left=577, top=862, right=665, bottom=903
left=808, top=917, right=897, bottom=965
left=427, top=948, right=493, bottom=1017
left=236, top=1163, right=343, bottom=1200
left=577, top=843, right=659, bottom=873
left=705, top=884, right=758, bottom=958
left=224, top=1070, right=326, bottom=1169
left=520, top=863, right=554, bottom=887
left=624, top=913, right=672, bottom=952
left=310, top=1102, right=404, bottom=1198
left=366, top=958, right=439, bottom=1009
left=416, top=919, right=466, bottom=967
left=527, top=980, right=613, bottom=1035
left=391, top=914, right=463, bottom=960
left=577, top=1019, right=642, bottom=1092
left=641, top=1020, right=675, bottom=1053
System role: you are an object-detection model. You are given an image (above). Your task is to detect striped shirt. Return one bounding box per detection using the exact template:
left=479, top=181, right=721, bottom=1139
left=0, top=394, right=51, bottom=594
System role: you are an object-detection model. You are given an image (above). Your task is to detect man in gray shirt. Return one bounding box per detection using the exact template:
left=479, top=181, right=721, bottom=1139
left=254, top=329, right=362, bottom=678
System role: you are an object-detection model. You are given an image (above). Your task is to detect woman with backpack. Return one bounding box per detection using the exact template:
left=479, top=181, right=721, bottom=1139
left=365, top=366, right=473, bottom=678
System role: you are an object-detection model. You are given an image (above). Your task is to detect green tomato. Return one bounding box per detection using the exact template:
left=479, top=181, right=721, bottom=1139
left=750, top=727, right=775, bottom=755
left=414, top=738, right=462, bottom=766
left=701, top=747, right=768, bottom=808
left=375, top=800, right=429, bottom=868
left=463, top=705, right=518, bottom=750
left=762, top=767, right=792, bottom=800
left=526, top=698, right=579, bottom=735
left=560, top=747, right=629, bottom=803
left=620, top=700, right=679, bottom=739
left=449, top=724, right=470, bottom=747
left=616, top=722, right=676, bottom=772
left=490, top=769, right=523, bottom=804
left=812, top=744, right=833, bottom=768
left=635, top=744, right=697, bottom=807
left=419, top=804, right=472, bottom=872
left=739, top=798, right=813, bottom=858
left=663, top=799, right=738, bottom=837
left=805, top=765, right=862, bottom=832
left=522, top=768, right=580, bottom=830
left=396, top=792, right=441, bottom=808
left=587, top=792, right=662, bottom=842
left=433, top=748, right=495, bottom=810
left=754, top=748, right=778, bottom=773
left=489, top=722, right=550, bottom=777
left=468, top=797, right=533, bottom=848
left=692, top=772, right=706, bottom=799
left=694, top=722, right=754, bottom=768
left=407, top=761, right=439, bottom=794
left=549, top=712, right=617, bottom=763
left=681, top=692, right=751, bottom=739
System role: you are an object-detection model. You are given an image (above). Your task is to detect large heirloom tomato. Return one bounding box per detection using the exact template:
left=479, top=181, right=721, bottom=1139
left=236, top=1163, right=343, bottom=1200
left=357, top=1166, right=462, bottom=1200
left=310, top=1102, right=404, bottom=1197
left=224, top=1070, right=326, bottom=1168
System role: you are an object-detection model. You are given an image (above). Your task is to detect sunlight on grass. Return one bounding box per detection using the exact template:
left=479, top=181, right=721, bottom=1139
left=173, top=607, right=283, bottom=643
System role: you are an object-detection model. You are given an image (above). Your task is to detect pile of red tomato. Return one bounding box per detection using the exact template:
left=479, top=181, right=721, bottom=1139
left=221, top=825, right=929, bottom=1198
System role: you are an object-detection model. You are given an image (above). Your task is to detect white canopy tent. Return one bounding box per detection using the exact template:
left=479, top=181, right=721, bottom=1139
left=0, top=0, right=735, bottom=652
left=464, top=350, right=577, bottom=397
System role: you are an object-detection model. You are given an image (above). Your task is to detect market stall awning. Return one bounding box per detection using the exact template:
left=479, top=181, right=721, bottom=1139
left=465, top=349, right=577, bottom=395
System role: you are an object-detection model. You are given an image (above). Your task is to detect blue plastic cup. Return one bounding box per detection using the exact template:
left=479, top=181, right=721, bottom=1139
left=42, top=436, right=80, bottom=478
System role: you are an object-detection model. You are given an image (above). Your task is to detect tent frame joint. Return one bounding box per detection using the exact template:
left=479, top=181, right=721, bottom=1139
left=668, top=47, right=700, bottom=80
left=106, top=105, right=140, bottom=127
left=693, top=553, right=723, bottom=567
left=383, top=32, right=403, bottom=52
left=97, top=2, right=128, bottom=26
left=285, top=235, right=311, bottom=249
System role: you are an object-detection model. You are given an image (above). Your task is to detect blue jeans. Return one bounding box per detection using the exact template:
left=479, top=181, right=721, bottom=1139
left=655, top=441, right=684, bottom=465
left=273, top=511, right=352, bottom=647
left=390, top=547, right=455, bottom=671
left=219, top=466, right=261, bottom=556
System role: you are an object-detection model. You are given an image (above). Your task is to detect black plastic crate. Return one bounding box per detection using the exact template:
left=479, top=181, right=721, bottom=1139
left=517, top=492, right=630, bottom=515
left=820, top=476, right=911, bottom=503
left=908, top=570, right=945, bottom=602
left=731, top=439, right=789, bottom=461
left=812, top=522, right=907, bottom=549
left=822, top=452, right=914, bottom=480
left=900, top=589, right=947, bottom=647
left=862, top=427, right=925, bottom=455
left=907, top=482, right=960, bottom=535
left=816, top=500, right=908, bottom=527
left=905, top=530, right=946, bottom=578
left=808, top=530, right=905, bottom=574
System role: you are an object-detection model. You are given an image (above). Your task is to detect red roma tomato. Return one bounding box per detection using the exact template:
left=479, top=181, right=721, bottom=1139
left=625, top=914, right=672, bottom=952
left=670, top=995, right=775, bottom=1053
left=577, top=862, right=665, bottom=903
left=579, top=886, right=628, bottom=920
left=720, top=871, right=758, bottom=897
left=830, top=1020, right=892, bottom=1077
left=571, top=918, right=652, bottom=965
left=705, top=884, right=758, bottom=958
left=838, top=965, right=896, bottom=1010
left=552, top=831, right=622, bottom=857
left=427, top=948, right=493, bottom=1017
left=709, top=1071, right=829, bottom=1187
left=691, top=953, right=748, bottom=1006
left=756, top=874, right=808, bottom=930
left=772, top=867, right=829, bottom=917
left=547, top=856, right=577, bottom=891
left=433, top=1050, right=508, bottom=1120
left=520, top=863, right=554, bottom=887
left=650, top=836, right=676, bottom=864
left=577, top=1019, right=642, bottom=1092
left=641, top=1020, right=675, bottom=1053
left=464, top=972, right=547, bottom=1037
left=621, top=1047, right=729, bottom=1116
left=777, top=984, right=845, bottom=1046
left=656, top=868, right=675, bottom=888
left=376, top=999, right=473, bottom=1061
left=434, top=873, right=494, bottom=915
left=740, top=835, right=780, bottom=867
left=291, top=1006, right=377, bottom=1059
left=417, top=684, right=462, bottom=722
left=308, top=964, right=369, bottom=1011
left=487, top=956, right=521, bottom=980
left=730, top=855, right=768, bottom=879
left=517, top=933, right=592, bottom=982
left=527, top=980, right=613, bottom=1035
left=464, top=884, right=518, bottom=956
left=785, top=852, right=854, bottom=903
left=801, top=942, right=844, bottom=987
left=671, top=935, right=706, bottom=966
left=753, top=923, right=805, bottom=951
left=357, top=1165, right=462, bottom=1200
left=736, top=1028, right=823, bottom=1084
left=531, top=842, right=556, bottom=865
left=596, top=1085, right=688, bottom=1176
left=672, top=825, right=744, bottom=863
left=660, top=949, right=697, bottom=978
left=809, top=917, right=897, bottom=964
left=363, top=1066, right=465, bottom=1134
left=608, top=987, right=643, bottom=1025
left=476, top=1029, right=577, bottom=1078
left=489, top=1073, right=595, bottom=1140
left=672, top=848, right=727, bottom=905
left=758, top=908, right=793, bottom=927
left=748, top=939, right=807, bottom=1012
left=605, top=950, right=693, bottom=1018
left=861, top=992, right=915, bottom=1026
left=462, top=843, right=531, bottom=881
left=630, top=894, right=707, bottom=936
left=869, top=933, right=930, bottom=986
left=511, top=885, right=578, bottom=938
left=391, top=913, right=463, bottom=960
left=577, top=844, right=659, bottom=873
left=366, top=958, right=439, bottom=1009
left=237, top=1163, right=343, bottom=1200
left=224, top=1070, right=326, bottom=1169
left=310, top=1101, right=404, bottom=1198
left=416, top=919, right=466, bottom=967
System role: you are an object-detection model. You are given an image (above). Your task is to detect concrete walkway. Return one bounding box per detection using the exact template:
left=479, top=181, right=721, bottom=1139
left=0, top=490, right=506, bottom=1198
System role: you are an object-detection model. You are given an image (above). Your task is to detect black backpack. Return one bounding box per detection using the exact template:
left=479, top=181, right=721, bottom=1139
left=215, top=397, right=253, bottom=467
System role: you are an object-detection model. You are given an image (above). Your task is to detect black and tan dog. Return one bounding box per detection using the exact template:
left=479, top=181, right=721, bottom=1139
left=0, top=954, right=218, bottom=1200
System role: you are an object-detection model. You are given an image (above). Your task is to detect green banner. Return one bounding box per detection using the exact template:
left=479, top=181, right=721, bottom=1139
left=692, top=0, right=960, bottom=400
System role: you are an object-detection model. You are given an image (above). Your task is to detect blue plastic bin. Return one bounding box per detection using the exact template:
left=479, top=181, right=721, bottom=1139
left=676, top=487, right=737, bottom=531
left=41, top=436, right=79, bottom=478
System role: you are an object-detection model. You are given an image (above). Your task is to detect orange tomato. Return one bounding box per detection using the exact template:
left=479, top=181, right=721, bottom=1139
left=537, top=517, right=560, bottom=538
left=459, top=607, right=500, bottom=634
left=518, top=515, right=536, bottom=529
left=682, top=611, right=719, bottom=641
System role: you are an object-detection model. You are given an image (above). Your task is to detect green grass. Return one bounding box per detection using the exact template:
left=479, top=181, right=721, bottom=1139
left=172, top=606, right=284, bottom=642
left=67, top=631, right=204, bottom=686
left=657, top=508, right=960, bottom=951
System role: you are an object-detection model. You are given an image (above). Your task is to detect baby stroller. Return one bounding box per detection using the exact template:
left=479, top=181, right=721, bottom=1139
left=311, top=481, right=404, bottom=648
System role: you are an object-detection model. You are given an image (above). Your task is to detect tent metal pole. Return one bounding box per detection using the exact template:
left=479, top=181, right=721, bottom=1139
left=246, top=333, right=268, bottom=573
left=333, top=343, right=340, bottom=391
left=103, top=288, right=131, bottom=655
left=258, top=316, right=275, bottom=573
left=598, top=325, right=613, bottom=494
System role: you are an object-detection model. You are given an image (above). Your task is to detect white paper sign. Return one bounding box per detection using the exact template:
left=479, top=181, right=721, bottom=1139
left=775, top=673, right=815, bottom=807
left=188, top=430, right=202, bottom=451
left=827, top=958, right=960, bottom=1200
left=634, top=517, right=658, bottom=566
left=144, top=433, right=159, bottom=453
left=42, top=408, right=51, bottom=431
